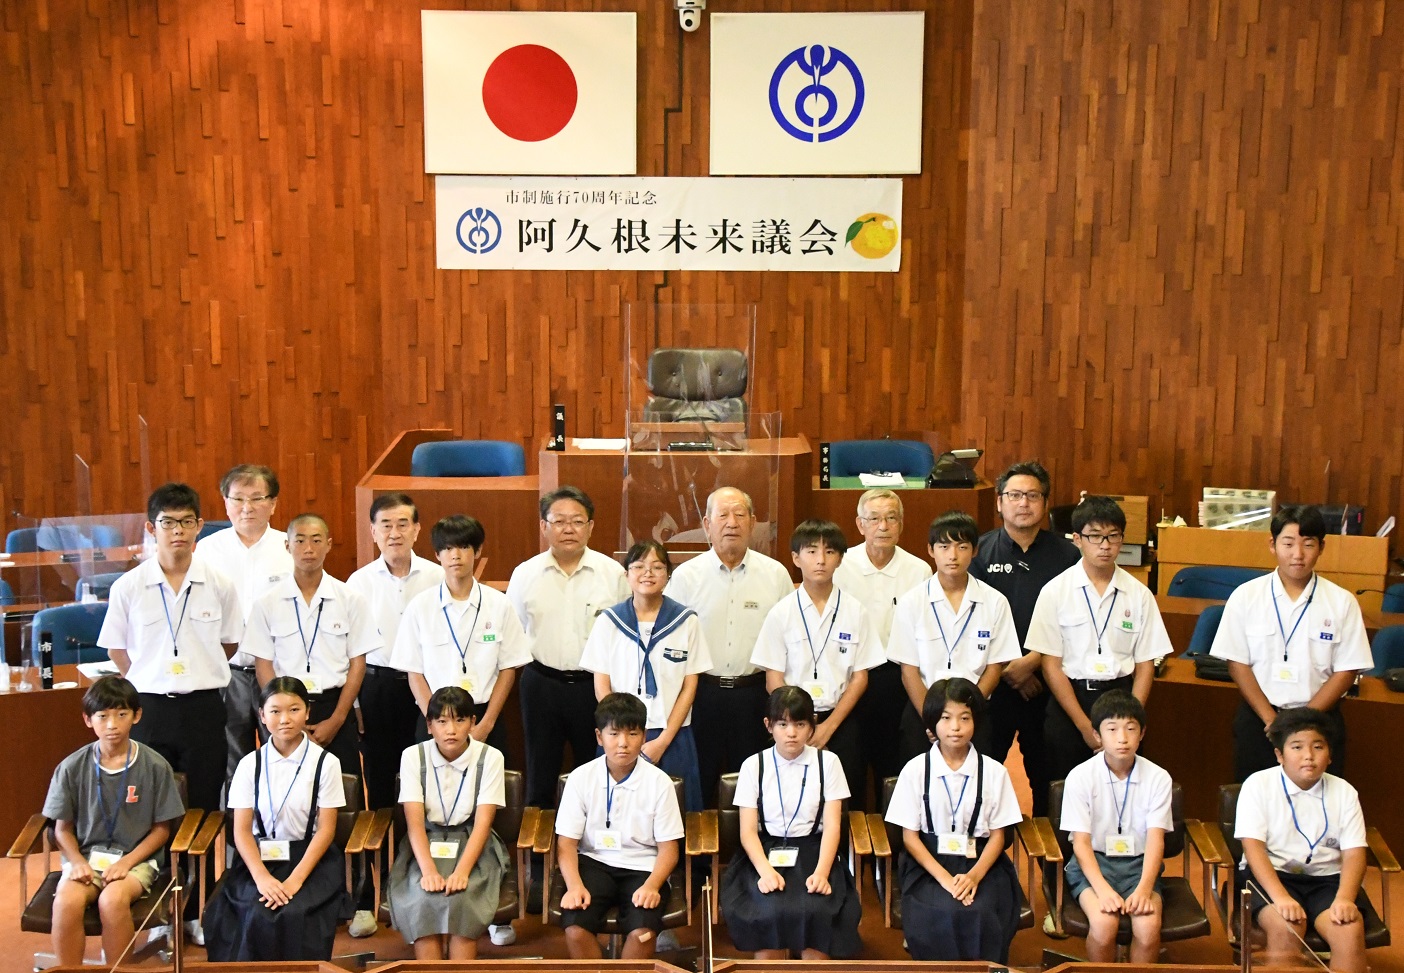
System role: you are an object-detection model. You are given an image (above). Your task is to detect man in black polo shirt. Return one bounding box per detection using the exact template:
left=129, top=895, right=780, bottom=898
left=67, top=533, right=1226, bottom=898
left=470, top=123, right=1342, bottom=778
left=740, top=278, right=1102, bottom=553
left=970, top=460, right=1078, bottom=816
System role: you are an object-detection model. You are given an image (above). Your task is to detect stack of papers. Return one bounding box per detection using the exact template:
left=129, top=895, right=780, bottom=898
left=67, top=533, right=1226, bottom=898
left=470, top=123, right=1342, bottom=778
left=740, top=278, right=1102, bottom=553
left=77, top=661, right=120, bottom=680
left=858, top=472, right=906, bottom=487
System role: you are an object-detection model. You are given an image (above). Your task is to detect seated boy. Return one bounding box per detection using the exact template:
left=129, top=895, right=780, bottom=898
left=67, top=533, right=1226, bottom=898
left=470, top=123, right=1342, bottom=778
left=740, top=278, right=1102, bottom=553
left=554, top=693, right=685, bottom=959
left=1061, top=689, right=1172, bottom=963
left=1236, top=707, right=1369, bottom=973
left=44, top=676, right=186, bottom=967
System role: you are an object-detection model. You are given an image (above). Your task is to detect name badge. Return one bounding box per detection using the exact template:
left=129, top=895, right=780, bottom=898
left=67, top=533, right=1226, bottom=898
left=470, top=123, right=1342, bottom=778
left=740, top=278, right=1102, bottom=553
left=87, top=846, right=122, bottom=874
left=1271, top=662, right=1301, bottom=683
left=1121, top=620, right=1135, bottom=631
left=302, top=677, right=318, bottom=694
left=1089, top=658, right=1113, bottom=677
left=1283, top=859, right=1307, bottom=875
left=168, top=660, right=188, bottom=677
left=594, top=829, right=623, bottom=851
left=937, top=833, right=976, bottom=858
left=767, top=846, right=799, bottom=868
left=1104, top=833, right=1139, bottom=857
left=259, top=839, right=291, bottom=862
left=459, top=677, right=475, bottom=694
left=804, top=681, right=828, bottom=704
left=429, top=840, right=461, bottom=860
left=481, top=633, right=497, bottom=642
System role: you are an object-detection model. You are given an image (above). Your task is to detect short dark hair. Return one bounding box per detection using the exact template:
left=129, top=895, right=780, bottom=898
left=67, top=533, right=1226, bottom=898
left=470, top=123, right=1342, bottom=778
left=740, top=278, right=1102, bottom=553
left=540, top=486, right=595, bottom=522
left=595, top=692, right=647, bottom=732
left=431, top=515, right=485, bottom=553
left=921, top=677, right=986, bottom=734
left=1089, top=689, right=1146, bottom=730
left=790, top=519, right=848, bottom=556
left=995, top=460, right=1051, bottom=496
left=147, top=483, right=201, bottom=523
left=286, top=512, right=329, bottom=536
left=929, top=510, right=979, bottom=547
left=427, top=686, right=476, bottom=720
left=1267, top=706, right=1336, bottom=752
left=220, top=464, right=279, bottom=499
left=1071, top=496, right=1126, bottom=534
left=259, top=676, right=310, bottom=708
left=369, top=492, right=419, bottom=524
left=766, top=685, right=816, bottom=726
left=1271, top=505, right=1327, bottom=544
left=624, top=540, right=672, bottom=576
left=82, top=675, right=140, bottom=716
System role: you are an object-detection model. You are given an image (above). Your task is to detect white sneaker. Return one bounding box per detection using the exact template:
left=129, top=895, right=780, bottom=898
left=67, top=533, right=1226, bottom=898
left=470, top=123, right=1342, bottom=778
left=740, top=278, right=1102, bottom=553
left=488, top=923, right=516, bottom=946
left=655, top=930, right=680, bottom=953
left=348, top=909, right=378, bottom=938
left=183, top=919, right=205, bottom=946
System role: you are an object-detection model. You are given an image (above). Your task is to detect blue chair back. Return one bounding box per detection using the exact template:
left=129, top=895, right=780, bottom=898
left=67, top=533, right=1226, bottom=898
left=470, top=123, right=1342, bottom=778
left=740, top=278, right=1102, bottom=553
left=1381, top=584, right=1404, bottom=614
left=1185, top=604, right=1225, bottom=656
left=1366, top=625, right=1404, bottom=677
left=0, top=579, right=13, bottom=606
left=30, top=603, right=109, bottom=665
left=1165, top=566, right=1268, bottom=600
left=4, top=528, right=39, bottom=554
left=411, top=440, right=526, bottom=478
left=827, top=440, right=935, bottom=479
left=77, top=571, right=128, bottom=601
left=199, top=520, right=232, bottom=540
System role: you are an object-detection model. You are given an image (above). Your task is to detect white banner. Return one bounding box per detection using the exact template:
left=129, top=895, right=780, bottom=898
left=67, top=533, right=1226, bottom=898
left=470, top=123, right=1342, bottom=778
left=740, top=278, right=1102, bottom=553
left=710, top=12, right=925, bottom=175
left=435, top=177, right=902, bottom=272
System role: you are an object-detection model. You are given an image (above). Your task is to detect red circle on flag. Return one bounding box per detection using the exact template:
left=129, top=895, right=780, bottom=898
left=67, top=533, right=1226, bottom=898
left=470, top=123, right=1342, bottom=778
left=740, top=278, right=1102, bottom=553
left=481, top=45, right=578, bottom=142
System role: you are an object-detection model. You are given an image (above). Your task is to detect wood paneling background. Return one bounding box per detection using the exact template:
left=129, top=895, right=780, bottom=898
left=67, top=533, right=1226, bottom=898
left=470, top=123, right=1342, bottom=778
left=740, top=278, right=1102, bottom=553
left=962, top=0, right=1404, bottom=530
left=0, top=0, right=969, bottom=577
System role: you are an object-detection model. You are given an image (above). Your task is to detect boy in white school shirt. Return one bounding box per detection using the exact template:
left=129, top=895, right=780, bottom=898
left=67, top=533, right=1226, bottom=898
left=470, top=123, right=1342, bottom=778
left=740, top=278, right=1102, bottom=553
left=751, top=519, right=884, bottom=809
left=886, top=510, right=1020, bottom=762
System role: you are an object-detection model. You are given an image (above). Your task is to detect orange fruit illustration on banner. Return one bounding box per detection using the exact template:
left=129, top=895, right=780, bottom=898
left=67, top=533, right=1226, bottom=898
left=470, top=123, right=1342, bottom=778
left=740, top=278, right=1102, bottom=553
left=846, top=213, right=899, bottom=259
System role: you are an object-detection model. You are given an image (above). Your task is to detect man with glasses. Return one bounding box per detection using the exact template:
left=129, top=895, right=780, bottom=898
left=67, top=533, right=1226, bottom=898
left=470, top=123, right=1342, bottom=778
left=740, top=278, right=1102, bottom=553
left=834, top=488, right=930, bottom=805
left=971, top=461, right=1079, bottom=815
left=195, top=464, right=293, bottom=780
left=1025, top=495, right=1172, bottom=784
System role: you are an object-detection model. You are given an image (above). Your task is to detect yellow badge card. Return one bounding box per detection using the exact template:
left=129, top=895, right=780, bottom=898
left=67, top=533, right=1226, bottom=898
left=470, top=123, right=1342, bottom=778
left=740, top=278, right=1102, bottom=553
left=259, top=839, right=290, bottom=862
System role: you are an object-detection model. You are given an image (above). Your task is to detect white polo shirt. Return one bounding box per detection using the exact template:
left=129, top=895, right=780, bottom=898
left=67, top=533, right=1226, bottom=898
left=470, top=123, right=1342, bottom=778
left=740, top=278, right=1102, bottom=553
left=886, top=574, right=1022, bottom=687
left=834, top=544, right=932, bottom=645
left=228, top=735, right=345, bottom=839
left=346, top=553, right=444, bottom=669
left=750, top=587, right=884, bottom=713
left=579, top=604, right=712, bottom=729
left=734, top=746, right=849, bottom=838
left=885, top=746, right=1023, bottom=837
left=507, top=548, right=629, bottom=672
left=1061, top=753, right=1174, bottom=849
left=241, top=573, right=380, bottom=693
left=1235, top=768, right=1366, bottom=878
left=196, top=525, right=293, bottom=667
left=664, top=548, right=795, bottom=678
left=98, top=556, right=243, bottom=693
left=1025, top=563, right=1172, bottom=680
left=555, top=755, right=685, bottom=872
left=398, top=739, right=506, bottom=827
left=1209, top=573, right=1372, bottom=708
left=391, top=581, right=531, bottom=703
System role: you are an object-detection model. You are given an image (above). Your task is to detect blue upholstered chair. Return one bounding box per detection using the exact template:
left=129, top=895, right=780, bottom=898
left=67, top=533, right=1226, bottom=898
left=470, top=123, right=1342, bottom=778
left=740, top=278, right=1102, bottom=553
left=4, top=528, right=39, bottom=554
left=827, top=440, right=935, bottom=479
left=1365, top=625, right=1404, bottom=677
left=1185, top=604, right=1225, bottom=656
left=76, top=571, right=128, bottom=601
left=411, top=440, right=526, bottom=477
left=1165, top=566, right=1268, bottom=600
left=30, top=603, right=109, bottom=666
left=1380, top=584, right=1404, bottom=615
left=0, top=579, right=14, bottom=607
left=198, top=519, right=232, bottom=540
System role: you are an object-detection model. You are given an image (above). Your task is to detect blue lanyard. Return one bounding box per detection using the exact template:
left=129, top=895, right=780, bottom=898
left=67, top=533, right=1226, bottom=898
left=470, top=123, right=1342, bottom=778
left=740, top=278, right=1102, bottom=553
left=1281, top=772, right=1329, bottom=864
left=441, top=585, right=483, bottom=675
left=260, top=737, right=310, bottom=839
left=1272, top=575, right=1318, bottom=662
left=797, top=590, right=842, bottom=680
left=293, top=597, right=326, bottom=673
left=430, top=744, right=471, bottom=825
left=930, top=581, right=978, bottom=671
left=605, top=766, right=635, bottom=828
left=771, top=748, right=809, bottom=841
left=159, top=585, right=193, bottom=657
left=941, top=773, right=970, bottom=830
left=1106, top=757, right=1134, bottom=834
left=92, top=743, right=134, bottom=846
left=1081, top=586, right=1119, bottom=654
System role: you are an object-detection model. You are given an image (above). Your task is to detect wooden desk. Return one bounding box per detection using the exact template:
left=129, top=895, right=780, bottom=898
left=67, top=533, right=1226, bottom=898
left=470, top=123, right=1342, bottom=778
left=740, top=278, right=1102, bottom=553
left=808, top=477, right=997, bottom=562
left=1157, top=594, right=1404, bottom=654
left=0, top=547, right=140, bottom=607
left=0, top=664, right=95, bottom=843
left=1157, top=526, right=1389, bottom=601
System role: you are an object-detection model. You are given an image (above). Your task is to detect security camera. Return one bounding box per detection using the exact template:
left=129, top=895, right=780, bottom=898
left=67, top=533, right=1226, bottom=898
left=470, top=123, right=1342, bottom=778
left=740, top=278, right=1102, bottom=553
left=676, top=0, right=704, bottom=33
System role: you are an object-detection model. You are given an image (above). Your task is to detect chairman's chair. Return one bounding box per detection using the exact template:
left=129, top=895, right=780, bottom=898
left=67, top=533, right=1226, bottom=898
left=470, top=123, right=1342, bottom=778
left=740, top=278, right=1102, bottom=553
left=1199, top=783, right=1397, bottom=959
left=1365, top=625, right=1404, bottom=677
left=1165, top=566, right=1268, bottom=600
left=1186, top=604, right=1226, bottom=657
left=410, top=440, right=526, bottom=478
left=828, top=440, right=935, bottom=480
left=75, top=572, right=127, bottom=602
left=6, top=528, right=39, bottom=554
left=30, top=604, right=109, bottom=666
left=196, top=520, right=231, bottom=541
left=1030, top=779, right=1212, bottom=955
left=9, top=773, right=204, bottom=970
left=642, top=348, right=748, bottom=423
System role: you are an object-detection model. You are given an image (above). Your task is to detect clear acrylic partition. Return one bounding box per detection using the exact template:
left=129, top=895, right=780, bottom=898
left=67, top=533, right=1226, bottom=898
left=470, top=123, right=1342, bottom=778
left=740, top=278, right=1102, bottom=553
left=37, top=512, right=146, bottom=604
left=1, top=512, right=43, bottom=610
left=138, top=415, right=153, bottom=498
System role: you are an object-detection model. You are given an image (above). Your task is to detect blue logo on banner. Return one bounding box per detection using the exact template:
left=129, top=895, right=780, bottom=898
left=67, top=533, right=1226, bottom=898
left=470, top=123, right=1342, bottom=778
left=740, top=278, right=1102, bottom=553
left=456, top=207, right=502, bottom=254
left=768, top=44, right=865, bottom=144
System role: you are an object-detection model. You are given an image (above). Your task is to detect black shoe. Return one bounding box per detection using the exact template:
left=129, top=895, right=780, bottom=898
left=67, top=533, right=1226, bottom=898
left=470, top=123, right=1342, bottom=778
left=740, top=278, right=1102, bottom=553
left=526, top=879, right=543, bottom=915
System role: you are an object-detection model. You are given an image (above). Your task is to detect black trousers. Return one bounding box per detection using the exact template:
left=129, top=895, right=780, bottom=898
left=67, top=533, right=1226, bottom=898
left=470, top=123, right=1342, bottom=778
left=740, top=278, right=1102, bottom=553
left=518, top=663, right=600, bottom=811
left=223, top=667, right=261, bottom=782
left=818, top=710, right=864, bottom=811
left=1043, top=675, right=1135, bottom=786
left=358, top=666, right=421, bottom=812
left=984, top=678, right=1052, bottom=817
left=306, top=690, right=362, bottom=776
left=1233, top=700, right=1347, bottom=782
left=854, top=661, right=909, bottom=807
left=692, top=677, right=770, bottom=808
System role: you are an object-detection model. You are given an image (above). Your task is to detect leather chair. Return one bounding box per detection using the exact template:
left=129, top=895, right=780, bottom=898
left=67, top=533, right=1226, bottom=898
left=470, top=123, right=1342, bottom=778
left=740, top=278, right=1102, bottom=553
left=1185, top=604, right=1226, bottom=657
left=410, top=440, right=526, bottom=477
left=642, top=348, right=748, bottom=423
left=1165, top=566, right=1268, bottom=599
left=828, top=440, right=935, bottom=480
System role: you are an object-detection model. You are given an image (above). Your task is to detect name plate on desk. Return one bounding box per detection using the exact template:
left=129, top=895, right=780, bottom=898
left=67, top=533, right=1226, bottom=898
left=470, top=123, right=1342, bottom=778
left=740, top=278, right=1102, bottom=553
left=820, top=442, right=831, bottom=489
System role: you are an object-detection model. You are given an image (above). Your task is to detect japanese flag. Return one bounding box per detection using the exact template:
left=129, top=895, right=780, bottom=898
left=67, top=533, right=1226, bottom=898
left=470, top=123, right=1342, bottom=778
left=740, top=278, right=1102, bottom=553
left=422, top=11, right=637, bottom=175
left=710, top=12, right=925, bottom=175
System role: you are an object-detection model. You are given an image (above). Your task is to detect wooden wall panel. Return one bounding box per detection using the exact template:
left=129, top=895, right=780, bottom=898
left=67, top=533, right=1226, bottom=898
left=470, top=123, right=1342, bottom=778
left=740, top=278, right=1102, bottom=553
left=0, top=0, right=970, bottom=578
left=962, top=0, right=1404, bottom=532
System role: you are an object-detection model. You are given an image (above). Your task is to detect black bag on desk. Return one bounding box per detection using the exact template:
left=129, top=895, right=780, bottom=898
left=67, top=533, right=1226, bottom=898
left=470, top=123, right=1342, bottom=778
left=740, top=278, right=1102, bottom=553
left=1384, top=669, right=1404, bottom=693
left=926, top=452, right=977, bottom=488
left=1193, top=654, right=1233, bottom=682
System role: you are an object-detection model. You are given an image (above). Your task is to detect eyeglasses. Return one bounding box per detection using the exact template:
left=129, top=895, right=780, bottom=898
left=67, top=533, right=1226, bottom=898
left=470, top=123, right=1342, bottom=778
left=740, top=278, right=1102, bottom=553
left=225, top=495, right=273, bottom=507
left=860, top=514, right=902, bottom=525
left=627, top=562, right=668, bottom=575
left=1000, top=490, right=1046, bottom=503
left=546, top=517, right=590, bottom=530
left=1078, top=532, right=1124, bottom=547
left=156, top=517, right=200, bottom=531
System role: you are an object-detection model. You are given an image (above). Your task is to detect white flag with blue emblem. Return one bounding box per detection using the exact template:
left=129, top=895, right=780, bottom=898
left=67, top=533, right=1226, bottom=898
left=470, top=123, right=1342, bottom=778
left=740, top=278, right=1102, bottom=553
left=709, top=12, right=925, bottom=175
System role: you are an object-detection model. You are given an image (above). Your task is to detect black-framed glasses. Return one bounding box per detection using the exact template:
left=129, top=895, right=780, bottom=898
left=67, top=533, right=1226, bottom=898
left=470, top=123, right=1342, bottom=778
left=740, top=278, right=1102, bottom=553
left=1000, top=490, right=1046, bottom=503
left=1078, top=531, right=1124, bottom=547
